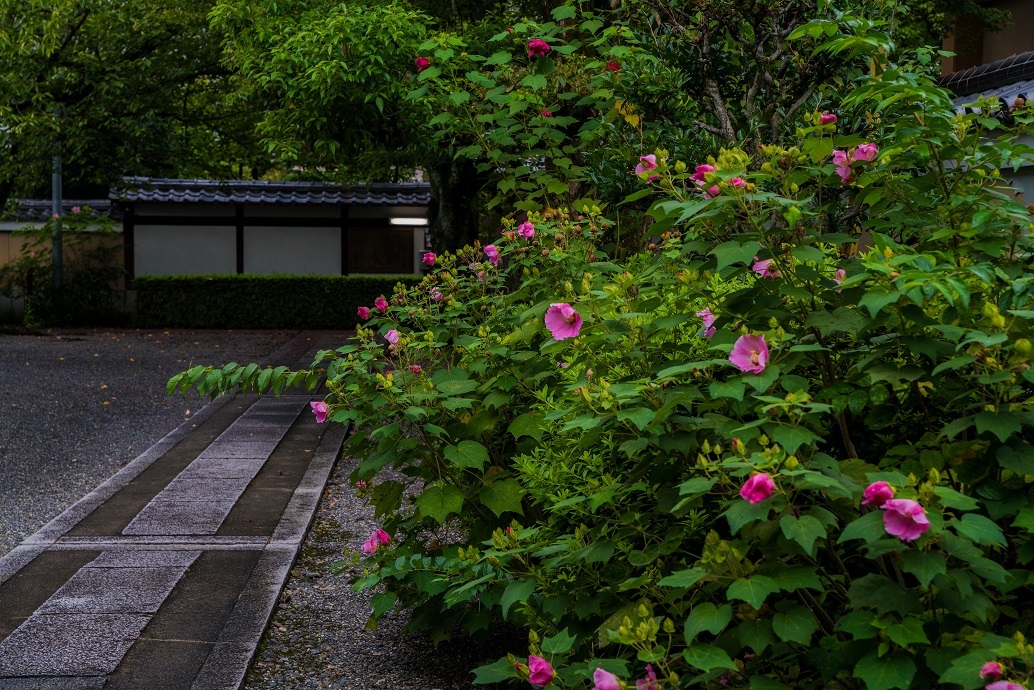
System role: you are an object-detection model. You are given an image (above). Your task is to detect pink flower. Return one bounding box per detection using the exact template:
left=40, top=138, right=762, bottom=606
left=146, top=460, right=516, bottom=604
left=853, top=142, right=879, bottom=162
left=752, top=258, right=780, bottom=278
left=414, top=56, right=430, bottom=72
left=729, top=177, right=746, bottom=188
left=861, top=481, right=894, bottom=507
left=355, top=480, right=367, bottom=489
left=374, top=296, right=389, bottom=312
left=484, top=244, right=500, bottom=265
left=361, top=527, right=392, bottom=555
left=430, top=287, right=443, bottom=302
left=985, top=682, right=1024, bottom=690
left=410, top=364, right=422, bottom=373
left=704, top=184, right=721, bottom=198
left=834, top=268, right=846, bottom=285
left=357, top=306, right=370, bottom=320
left=593, top=668, right=621, bottom=690
left=635, top=154, right=659, bottom=182
left=636, top=665, right=659, bottom=690
left=541, top=108, right=553, bottom=118
left=729, top=333, right=769, bottom=374
left=820, top=111, right=837, bottom=125
left=528, top=656, right=554, bottom=687
left=518, top=221, right=535, bottom=239
left=696, top=307, right=717, bottom=339
left=831, top=150, right=850, bottom=167
left=981, top=662, right=1004, bottom=681
left=881, top=499, right=930, bottom=542
left=836, top=165, right=853, bottom=184
left=605, top=60, right=620, bottom=72
left=527, top=39, right=551, bottom=59
left=690, top=164, right=716, bottom=184
left=740, top=473, right=776, bottom=504
left=385, top=329, right=399, bottom=345
left=71, top=205, right=81, bottom=214
left=310, top=400, right=328, bottom=424
left=545, top=302, right=583, bottom=340
left=422, top=252, right=436, bottom=266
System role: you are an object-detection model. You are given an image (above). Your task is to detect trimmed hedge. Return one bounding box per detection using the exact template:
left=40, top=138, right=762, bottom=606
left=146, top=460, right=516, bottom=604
left=133, top=274, right=421, bottom=328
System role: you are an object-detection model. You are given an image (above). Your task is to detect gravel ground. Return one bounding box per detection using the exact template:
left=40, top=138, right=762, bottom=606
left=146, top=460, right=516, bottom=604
left=243, top=457, right=518, bottom=690
left=0, top=327, right=296, bottom=554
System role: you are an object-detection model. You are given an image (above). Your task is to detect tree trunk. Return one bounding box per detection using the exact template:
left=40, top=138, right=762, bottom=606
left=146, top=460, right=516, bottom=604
left=425, top=158, right=482, bottom=253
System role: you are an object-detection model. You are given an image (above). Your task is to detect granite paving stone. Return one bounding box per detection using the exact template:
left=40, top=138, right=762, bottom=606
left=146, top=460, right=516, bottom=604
left=85, top=550, right=201, bottom=568
left=36, top=562, right=194, bottom=614
left=122, top=500, right=238, bottom=535
left=176, top=457, right=265, bottom=479
left=158, top=474, right=256, bottom=500
left=0, top=614, right=151, bottom=676
left=195, top=442, right=284, bottom=460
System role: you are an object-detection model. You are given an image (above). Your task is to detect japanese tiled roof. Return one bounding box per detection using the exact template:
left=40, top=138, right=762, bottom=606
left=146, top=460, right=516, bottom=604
left=8, top=199, right=112, bottom=222
left=939, top=50, right=1034, bottom=98
left=111, top=177, right=432, bottom=206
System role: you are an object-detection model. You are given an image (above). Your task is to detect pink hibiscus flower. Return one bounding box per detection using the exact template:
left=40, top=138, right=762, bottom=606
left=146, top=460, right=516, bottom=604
left=752, top=258, right=780, bottom=278
left=357, top=306, right=370, bottom=320
left=861, top=481, right=894, bottom=507
left=517, top=221, right=535, bottom=239
left=528, top=656, right=554, bottom=687
left=593, top=668, right=621, bottom=690
left=881, top=499, right=930, bottom=542
left=740, top=473, right=775, bottom=504
left=544, top=303, right=583, bottom=340
left=374, top=296, right=389, bottom=312
left=310, top=401, right=328, bottom=424
left=635, top=154, right=659, bottom=182
left=414, top=56, right=430, bottom=72
left=484, top=244, right=500, bottom=266
left=729, top=333, right=769, bottom=374
left=527, top=39, right=551, bottom=58
left=422, top=252, right=436, bottom=266
left=696, top=307, right=717, bottom=339
left=820, top=111, right=837, bottom=125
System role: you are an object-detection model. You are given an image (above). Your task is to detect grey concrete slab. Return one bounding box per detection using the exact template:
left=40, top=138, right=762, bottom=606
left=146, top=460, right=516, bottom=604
left=190, top=641, right=257, bottom=690
left=196, top=442, right=282, bottom=460
left=37, top=562, right=193, bottom=615
left=85, top=550, right=201, bottom=568
left=158, top=475, right=256, bottom=500
left=0, top=614, right=150, bottom=676
left=215, top=546, right=295, bottom=644
left=0, top=678, right=105, bottom=689
left=176, top=457, right=264, bottom=479
left=122, top=500, right=237, bottom=536
left=52, top=536, right=267, bottom=549
left=0, top=545, right=47, bottom=588
left=229, top=413, right=301, bottom=427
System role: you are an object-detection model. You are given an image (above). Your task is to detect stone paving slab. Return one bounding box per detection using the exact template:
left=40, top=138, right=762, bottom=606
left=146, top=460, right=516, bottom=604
left=0, top=330, right=351, bottom=689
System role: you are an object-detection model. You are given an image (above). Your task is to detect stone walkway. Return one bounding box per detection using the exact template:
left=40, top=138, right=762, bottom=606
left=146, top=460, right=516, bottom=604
left=0, top=332, right=346, bottom=690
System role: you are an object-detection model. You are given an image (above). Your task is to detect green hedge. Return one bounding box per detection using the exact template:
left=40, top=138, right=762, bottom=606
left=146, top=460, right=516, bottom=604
left=133, top=274, right=421, bottom=328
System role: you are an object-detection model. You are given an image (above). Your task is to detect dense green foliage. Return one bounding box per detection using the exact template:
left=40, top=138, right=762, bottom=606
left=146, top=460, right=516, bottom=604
left=168, top=1, right=1034, bottom=689
left=133, top=274, right=420, bottom=329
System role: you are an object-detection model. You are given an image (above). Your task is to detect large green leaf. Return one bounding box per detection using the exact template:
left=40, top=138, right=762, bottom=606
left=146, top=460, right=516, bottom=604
left=415, top=484, right=465, bottom=523
left=683, top=644, right=737, bottom=672
left=444, top=440, right=490, bottom=470
left=500, top=578, right=536, bottom=619
left=772, top=605, right=818, bottom=645
left=480, top=478, right=525, bottom=517
left=683, top=602, right=732, bottom=642
left=507, top=412, right=544, bottom=440
left=975, top=410, right=1022, bottom=442
left=780, top=514, right=827, bottom=555
left=658, top=567, right=707, bottom=588
left=953, top=513, right=1006, bottom=547
left=727, top=575, right=779, bottom=609
left=711, top=240, right=761, bottom=270
left=900, top=550, right=946, bottom=588
left=853, top=652, right=916, bottom=690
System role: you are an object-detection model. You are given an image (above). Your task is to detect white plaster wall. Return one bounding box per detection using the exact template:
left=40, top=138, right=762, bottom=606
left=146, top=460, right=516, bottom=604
left=243, top=226, right=341, bottom=275
left=134, top=225, right=236, bottom=276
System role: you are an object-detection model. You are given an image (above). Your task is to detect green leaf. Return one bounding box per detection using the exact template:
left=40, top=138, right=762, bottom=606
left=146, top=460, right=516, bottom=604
left=886, top=617, right=929, bottom=647
left=749, top=677, right=792, bottom=690
left=900, top=549, right=946, bottom=588
left=480, top=478, right=525, bottom=517
left=433, top=370, right=479, bottom=395
left=779, top=515, right=827, bottom=556
left=444, top=441, right=490, bottom=470
left=802, top=136, right=835, bottom=163
left=975, top=410, right=1022, bottom=442
left=939, top=651, right=995, bottom=689
left=769, top=424, right=821, bottom=455
left=709, top=379, right=745, bottom=400
left=508, top=412, right=544, bottom=440
left=725, top=500, right=771, bottom=534
left=371, top=591, right=396, bottom=617
left=954, top=513, right=1006, bottom=547
left=473, top=657, right=518, bottom=684
left=772, top=605, right=819, bottom=645
left=484, top=51, right=512, bottom=65
left=617, top=406, right=655, bottom=430
left=727, top=575, right=779, bottom=609
left=500, top=578, right=536, bottom=619
left=838, top=511, right=886, bottom=544
left=541, top=628, right=576, bottom=654
left=767, top=565, right=822, bottom=592
left=997, top=444, right=1034, bottom=474
left=416, top=484, right=465, bottom=523
left=848, top=574, right=921, bottom=616
left=682, top=644, right=737, bottom=672
left=683, top=602, right=733, bottom=642
left=858, top=289, right=900, bottom=318
left=551, top=4, right=577, bottom=19
left=933, top=486, right=979, bottom=511
left=657, top=567, right=707, bottom=588
left=853, top=652, right=916, bottom=690
left=711, top=240, right=762, bottom=270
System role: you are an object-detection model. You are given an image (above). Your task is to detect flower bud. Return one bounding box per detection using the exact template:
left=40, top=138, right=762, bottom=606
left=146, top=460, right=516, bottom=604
left=992, top=314, right=1007, bottom=329
left=701, top=439, right=711, bottom=454
left=784, top=455, right=799, bottom=469
left=663, top=618, right=675, bottom=633
left=674, top=160, right=687, bottom=173
left=1015, top=338, right=1033, bottom=357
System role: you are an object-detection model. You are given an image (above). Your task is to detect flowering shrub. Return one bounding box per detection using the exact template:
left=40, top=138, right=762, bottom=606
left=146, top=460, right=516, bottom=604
left=171, top=16, right=1034, bottom=690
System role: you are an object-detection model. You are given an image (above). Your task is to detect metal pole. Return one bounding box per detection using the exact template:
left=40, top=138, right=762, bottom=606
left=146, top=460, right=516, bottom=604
left=52, top=147, right=62, bottom=296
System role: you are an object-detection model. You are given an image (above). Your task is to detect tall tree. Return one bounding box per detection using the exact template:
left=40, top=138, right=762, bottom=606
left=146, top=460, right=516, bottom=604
left=0, top=0, right=267, bottom=208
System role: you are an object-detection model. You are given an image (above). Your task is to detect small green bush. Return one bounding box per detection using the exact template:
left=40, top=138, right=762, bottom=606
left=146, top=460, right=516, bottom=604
left=133, top=274, right=421, bottom=328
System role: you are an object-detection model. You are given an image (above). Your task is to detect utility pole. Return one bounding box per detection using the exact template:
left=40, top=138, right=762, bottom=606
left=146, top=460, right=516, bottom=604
left=51, top=111, right=63, bottom=299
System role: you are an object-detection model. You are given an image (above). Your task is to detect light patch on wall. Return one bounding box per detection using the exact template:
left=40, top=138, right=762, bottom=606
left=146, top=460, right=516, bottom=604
left=389, top=217, right=427, bottom=226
